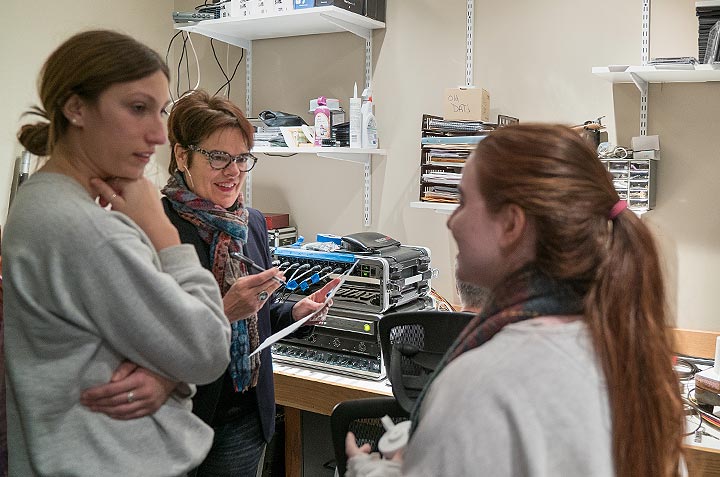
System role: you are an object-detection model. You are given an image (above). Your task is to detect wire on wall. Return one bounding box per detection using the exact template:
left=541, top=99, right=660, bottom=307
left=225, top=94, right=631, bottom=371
left=165, top=31, right=201, bottom=103
left=211, top=39, right=231, bottom=96
left=212, top=41, right=244, bottom=97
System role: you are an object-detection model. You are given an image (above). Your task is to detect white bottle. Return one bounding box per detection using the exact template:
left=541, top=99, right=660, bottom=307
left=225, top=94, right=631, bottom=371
left=378, top=416, right=411, bottom=459
left=349, top=82, right=362, bottom=149
left=361, top=86, right=378, bottom=149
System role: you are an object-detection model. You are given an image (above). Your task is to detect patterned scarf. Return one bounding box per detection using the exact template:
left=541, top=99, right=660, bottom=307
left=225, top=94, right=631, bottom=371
left=162, top=172, right=260, bottom=392
left=410, top=263, right=584, bottom=432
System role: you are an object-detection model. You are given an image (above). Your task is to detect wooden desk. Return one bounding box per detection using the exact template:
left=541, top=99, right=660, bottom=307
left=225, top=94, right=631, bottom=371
left=272, top=329, right=720, bottom=476
left=673, top=328, right=720, bottom=476
left=273, top=364, right=392, bottom=477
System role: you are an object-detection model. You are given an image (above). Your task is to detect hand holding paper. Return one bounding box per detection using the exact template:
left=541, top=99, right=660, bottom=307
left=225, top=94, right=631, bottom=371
left=250, top=263, right=357, bottom=357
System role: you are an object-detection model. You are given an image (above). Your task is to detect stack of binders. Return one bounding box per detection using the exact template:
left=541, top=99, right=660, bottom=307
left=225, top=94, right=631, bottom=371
left=418, top=114, right=494, bottom=204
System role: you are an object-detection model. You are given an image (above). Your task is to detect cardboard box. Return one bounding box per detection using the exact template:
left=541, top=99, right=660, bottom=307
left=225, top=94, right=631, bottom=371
left=263, top=212, right=290, bottom=230
left=443, top=87, right=490, bottom=122
left=316, top=0, right=363, bottom=15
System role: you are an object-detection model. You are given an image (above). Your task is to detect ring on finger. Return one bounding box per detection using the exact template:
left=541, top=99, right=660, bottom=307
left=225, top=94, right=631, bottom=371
left=110, top=193, right=118, bottom=200
left=257, top=290, right=269, bottom=302
left=127, top=391, right=135, bottom=403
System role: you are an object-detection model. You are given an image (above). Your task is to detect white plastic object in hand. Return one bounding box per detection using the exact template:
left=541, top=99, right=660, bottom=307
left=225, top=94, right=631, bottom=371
left=378, top=416, right=411, bottom=459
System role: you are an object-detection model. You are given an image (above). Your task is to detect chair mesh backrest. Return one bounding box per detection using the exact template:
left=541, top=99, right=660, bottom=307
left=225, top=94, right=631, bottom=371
left=380, top=311, right=475, bottom=412
left=330, top=397, right=410, bottom=476
left=389, top=324, right=425, bottom=376
left=348, top=416, right=408, bottom=452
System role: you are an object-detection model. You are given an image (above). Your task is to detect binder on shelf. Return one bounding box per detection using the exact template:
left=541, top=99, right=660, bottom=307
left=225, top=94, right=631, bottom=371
left=420, top=135, right=488, bottom=145
left=417, top=115, right=495, bottom=205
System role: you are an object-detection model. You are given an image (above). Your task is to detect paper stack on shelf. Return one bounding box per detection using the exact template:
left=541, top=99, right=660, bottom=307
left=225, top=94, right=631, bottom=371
left=418, top=114, right=495, bottom=204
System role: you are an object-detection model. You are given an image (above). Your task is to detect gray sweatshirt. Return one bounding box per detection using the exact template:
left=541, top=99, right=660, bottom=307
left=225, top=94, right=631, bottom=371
left=348, top=320, right=613, bottom=477
left=3, top=173, right=231, bottom=476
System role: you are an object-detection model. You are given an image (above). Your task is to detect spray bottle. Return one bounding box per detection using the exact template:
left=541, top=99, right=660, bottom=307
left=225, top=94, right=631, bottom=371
left=360, top=85, right=378, bottom=149
left=313, top=96, right=331, bottom=146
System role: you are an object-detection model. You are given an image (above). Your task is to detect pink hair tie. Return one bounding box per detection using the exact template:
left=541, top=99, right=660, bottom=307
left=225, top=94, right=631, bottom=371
left=608, top=200, right=627, bottom=220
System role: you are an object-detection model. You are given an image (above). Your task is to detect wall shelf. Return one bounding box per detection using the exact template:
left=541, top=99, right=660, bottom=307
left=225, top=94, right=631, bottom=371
left=592, top=65, right=720, bottom=93
left=176, top=7, right=385, bottom=226
left=409, top=201, right=458, bottom=215
left=254, top=148, right=386, bottom=226
left=253, top=147, right=386, bottom=165
left=176, top=6, right=385, bottom=49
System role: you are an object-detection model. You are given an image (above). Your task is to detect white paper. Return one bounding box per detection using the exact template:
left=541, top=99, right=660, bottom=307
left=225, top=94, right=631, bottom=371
left=249, top=262, right=357, bottom=357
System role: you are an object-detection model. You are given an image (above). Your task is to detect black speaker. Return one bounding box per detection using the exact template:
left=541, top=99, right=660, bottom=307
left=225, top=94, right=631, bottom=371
left=364, top=0, right=385, bottom=22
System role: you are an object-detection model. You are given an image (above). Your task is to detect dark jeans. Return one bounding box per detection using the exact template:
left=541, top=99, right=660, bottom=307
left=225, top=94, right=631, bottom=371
left=192, top=409, right=266, bottom=477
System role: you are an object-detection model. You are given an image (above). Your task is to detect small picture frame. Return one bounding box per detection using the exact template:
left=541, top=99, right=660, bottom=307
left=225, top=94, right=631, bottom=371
left=280, top=126, right=314, bottom=148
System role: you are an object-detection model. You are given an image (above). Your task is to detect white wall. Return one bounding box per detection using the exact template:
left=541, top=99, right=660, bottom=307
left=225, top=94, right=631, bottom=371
left=0, top=0, right=176, bottom=216
left=4, top=0, right=717, bottom=331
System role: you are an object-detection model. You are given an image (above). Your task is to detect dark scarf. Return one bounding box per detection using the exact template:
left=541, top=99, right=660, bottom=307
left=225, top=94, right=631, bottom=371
left=162, top=172, right=260, bottom=392
left=410, top=263, right=584, bottom=432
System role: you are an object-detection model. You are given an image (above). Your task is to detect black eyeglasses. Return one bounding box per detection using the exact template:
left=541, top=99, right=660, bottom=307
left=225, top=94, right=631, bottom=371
left=186, top=144, right=258, bottom=172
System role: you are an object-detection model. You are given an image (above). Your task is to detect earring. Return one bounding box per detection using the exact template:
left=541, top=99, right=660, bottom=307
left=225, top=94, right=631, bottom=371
left=71, top=118, right=77, bottom=125
left=183, top=168, right=195, bottom=189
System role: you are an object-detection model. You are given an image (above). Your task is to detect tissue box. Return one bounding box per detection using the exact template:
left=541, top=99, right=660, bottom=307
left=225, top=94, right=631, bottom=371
left=294, top=0, right=315, bottom=9
left=444, top=87, right=490, bottom=122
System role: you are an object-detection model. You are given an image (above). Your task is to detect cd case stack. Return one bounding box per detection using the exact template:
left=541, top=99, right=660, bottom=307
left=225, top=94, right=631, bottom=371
left=697, top=2, right=720, bottom=62
left=417, top=114, right=495, bottom=204
left=332, top=122, right=350, bottom=147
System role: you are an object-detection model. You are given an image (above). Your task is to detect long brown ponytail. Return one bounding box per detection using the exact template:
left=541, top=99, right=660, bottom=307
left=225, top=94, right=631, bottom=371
left=472, top=124, right=683, bottom=477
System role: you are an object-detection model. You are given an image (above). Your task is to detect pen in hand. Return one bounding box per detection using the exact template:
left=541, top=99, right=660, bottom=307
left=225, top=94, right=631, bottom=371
left=229, top=252, right=286, bottom=286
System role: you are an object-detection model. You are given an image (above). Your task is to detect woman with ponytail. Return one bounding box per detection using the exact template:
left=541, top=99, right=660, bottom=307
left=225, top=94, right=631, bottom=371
left=4, top=30, right=233, bottom=476
left=346, top=124, right=684, bottom=477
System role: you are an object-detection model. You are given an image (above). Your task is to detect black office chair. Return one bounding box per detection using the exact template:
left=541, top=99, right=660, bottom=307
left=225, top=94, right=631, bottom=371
left=331, top=310, right=474, bottom=476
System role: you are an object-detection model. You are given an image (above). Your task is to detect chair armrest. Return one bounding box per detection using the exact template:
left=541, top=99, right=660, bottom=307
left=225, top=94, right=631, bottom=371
left=331, top=397, right=409, bottom=476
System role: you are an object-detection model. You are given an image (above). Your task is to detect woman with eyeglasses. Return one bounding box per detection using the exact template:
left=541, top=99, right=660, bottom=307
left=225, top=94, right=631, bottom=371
left=158, top=90, right=337, bottom=476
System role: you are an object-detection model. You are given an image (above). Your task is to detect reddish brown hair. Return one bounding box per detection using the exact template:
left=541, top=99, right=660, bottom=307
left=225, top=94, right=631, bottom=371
left=167, top=90, right=254, bottom=174
left=472, top=124, right=683, bottom=477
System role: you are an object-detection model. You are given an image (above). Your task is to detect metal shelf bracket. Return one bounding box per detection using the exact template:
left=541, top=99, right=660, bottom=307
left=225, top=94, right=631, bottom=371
left=320, top=13, right=372, bottom=40
left=630, top=72, right=648, bottom=95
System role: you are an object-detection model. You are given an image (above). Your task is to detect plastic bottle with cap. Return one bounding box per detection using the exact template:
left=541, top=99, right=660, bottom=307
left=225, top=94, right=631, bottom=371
left=378, top=415, right=411, bottom=459
left=360, top=85, right=378, bottom=149
left=313, top=96, right=331, bottom=146
left=349, top=82, right=362, bottom=148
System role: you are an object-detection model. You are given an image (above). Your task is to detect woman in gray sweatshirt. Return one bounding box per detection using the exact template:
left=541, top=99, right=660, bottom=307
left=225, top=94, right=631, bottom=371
left=4, top=30, right=232, bottom=477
